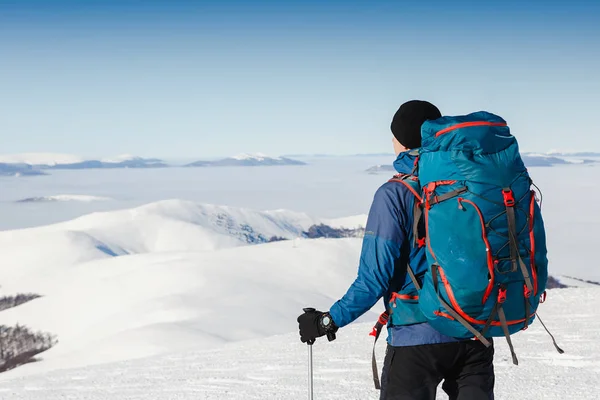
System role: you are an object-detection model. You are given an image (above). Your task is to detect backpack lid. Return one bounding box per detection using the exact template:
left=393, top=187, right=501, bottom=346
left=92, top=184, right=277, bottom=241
left=421, top=111, right=513, bottom=153
left=418, top=111, right=528, bottom=186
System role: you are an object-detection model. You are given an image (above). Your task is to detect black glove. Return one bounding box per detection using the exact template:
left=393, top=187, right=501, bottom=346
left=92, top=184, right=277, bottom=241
left=297, top=307, right=338, bottom=344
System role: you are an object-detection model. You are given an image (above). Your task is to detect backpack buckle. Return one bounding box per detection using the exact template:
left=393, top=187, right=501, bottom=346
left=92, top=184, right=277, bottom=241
left=524, top=285, right=532, bottom=298
left=417, top=237, right=426, bottom=248
left=498, top=286, right=507, bottom=303
left=502, top=188, right=515, bottom=207
left=369, top=311, right=389, bottom=337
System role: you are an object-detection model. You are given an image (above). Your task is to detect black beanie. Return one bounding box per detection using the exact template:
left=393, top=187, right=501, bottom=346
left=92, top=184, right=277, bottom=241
left=390, top=100, right=442, bottom=149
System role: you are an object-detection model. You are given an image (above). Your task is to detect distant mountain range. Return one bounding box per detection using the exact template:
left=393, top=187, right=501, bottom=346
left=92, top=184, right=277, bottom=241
left=283, top=153, right=394, bottom=158
left=0, top=163, right=48, bottom=177
left=1, top=151, right=597, bottom=178
left=365, top=153, right=598, bottom=174
left=41, top=158, right=168, bottom=170
left=0, top=154, right=168, bottom=176
left=521, top=153, right=597, bottom=167
left=185, top=153, right=306, bottom=167
left=16, top=195, right=113, bottom=203
left=545, top=151, right=600, bottom=157
left=365, top=165, right=395, bottom=174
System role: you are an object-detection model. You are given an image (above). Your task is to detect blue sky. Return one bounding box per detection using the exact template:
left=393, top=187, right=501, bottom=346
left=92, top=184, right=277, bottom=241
left=1, top=0, right=599, bottom=159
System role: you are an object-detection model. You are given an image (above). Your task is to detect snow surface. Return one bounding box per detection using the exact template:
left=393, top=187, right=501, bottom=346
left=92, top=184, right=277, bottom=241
left=0, top=287, right=597, bottom=399
left=555, top=275, right=600, bottom=288
left=0, top=201, right=370, bottom=375
left=0, top=236, right=369, bottom=375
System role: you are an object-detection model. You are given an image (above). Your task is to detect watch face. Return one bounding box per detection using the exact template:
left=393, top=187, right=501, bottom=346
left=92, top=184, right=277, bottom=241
left=322, top=315, right=331, bottom=326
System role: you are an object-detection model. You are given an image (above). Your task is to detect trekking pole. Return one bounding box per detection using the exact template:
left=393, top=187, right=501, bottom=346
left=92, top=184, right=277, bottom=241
left=307, top=337, right=315, bottom=400
left=303, top=308, right=316, bottom=400
left=302, top=307, right=337, bottom=400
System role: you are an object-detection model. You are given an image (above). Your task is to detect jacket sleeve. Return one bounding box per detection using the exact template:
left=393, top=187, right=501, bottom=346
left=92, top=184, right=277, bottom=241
left=329, top=182, right=409, bottom=328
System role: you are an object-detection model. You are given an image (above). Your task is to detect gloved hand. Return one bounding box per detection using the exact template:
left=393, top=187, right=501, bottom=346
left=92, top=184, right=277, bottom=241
left=297, top=307, right=338, bottom=344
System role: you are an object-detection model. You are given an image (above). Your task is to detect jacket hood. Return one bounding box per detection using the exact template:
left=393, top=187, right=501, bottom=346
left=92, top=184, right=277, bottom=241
left=393, top=149, right=419, bottom=175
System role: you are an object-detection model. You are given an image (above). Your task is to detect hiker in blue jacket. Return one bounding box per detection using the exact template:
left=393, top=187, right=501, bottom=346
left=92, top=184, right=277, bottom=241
left=298, top=100, right=495, bottom=400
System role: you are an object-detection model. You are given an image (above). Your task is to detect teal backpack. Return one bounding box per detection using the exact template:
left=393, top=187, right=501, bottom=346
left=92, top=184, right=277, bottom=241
left=371, top=112, right=563, bottom=385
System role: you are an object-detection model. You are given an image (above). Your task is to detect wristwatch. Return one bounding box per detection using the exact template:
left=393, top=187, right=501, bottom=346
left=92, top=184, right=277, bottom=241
left=319, top=312, right=335, bottom=331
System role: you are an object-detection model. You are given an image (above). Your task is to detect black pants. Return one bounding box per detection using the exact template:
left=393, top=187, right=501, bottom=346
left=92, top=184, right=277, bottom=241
left=379, top=340, right=495, bottom=400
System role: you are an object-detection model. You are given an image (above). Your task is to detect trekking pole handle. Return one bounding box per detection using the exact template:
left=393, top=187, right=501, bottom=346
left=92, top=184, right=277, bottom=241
left=303, top=308, right=316, bottom=345
left=304, top=307, right=336, bottom=342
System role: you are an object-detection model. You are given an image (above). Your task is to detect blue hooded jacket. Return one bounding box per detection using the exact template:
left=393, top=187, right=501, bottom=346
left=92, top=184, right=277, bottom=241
left=329, top=151, right=462, bottom=346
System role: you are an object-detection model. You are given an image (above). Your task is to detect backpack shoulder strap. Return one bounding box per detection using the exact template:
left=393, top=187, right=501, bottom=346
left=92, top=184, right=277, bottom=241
left=388, top=173, right=422, bottom=203
left=388, top=174, right=425, bottom=249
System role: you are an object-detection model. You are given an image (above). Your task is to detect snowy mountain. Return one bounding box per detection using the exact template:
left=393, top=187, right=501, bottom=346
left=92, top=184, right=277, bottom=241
left=186, top=153, right=307, bottom=167
left=365, top=164, right=395, bottom=174
left=521, top=153, right=597, bottom=167
left=43, top=156, right=168, bottom=170
left=0, top=200, right=333, bottom=262
left=365, top=153, right=598, bottom=173
left=0, top=153, right=85, bottom=166
left=16, top=195, right=113, bottom=203
left=0, top=153, right=168, bottom=171
left=0, top=200, right=367, bottom=375
left=0, top=163, right=47, bottom=177
left=546, top=150, right=600, bottom=157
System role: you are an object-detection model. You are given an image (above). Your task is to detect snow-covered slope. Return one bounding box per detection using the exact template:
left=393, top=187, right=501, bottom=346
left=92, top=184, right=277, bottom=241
left=0, top=200, right=340, bottom=289
left=0, top=238, right=368, bottom=375
left=0, top=200, right=370, bottom=375
left=554, top=275, right=600, bottom=288
left=186, top=153, right=307, bottom=167
left=0, top=287, right=596, bottom=399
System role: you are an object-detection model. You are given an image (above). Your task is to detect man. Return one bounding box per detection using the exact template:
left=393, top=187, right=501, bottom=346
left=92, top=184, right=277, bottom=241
left=297, top=100, right=495, bottom=400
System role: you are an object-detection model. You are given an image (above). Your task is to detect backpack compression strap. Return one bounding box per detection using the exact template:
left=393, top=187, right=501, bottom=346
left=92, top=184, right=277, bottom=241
left=369, top=311, right=389, bottom=389
left=430, top=264, right=492, bottom=347
left=502, top=188, right=534, bottom=295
